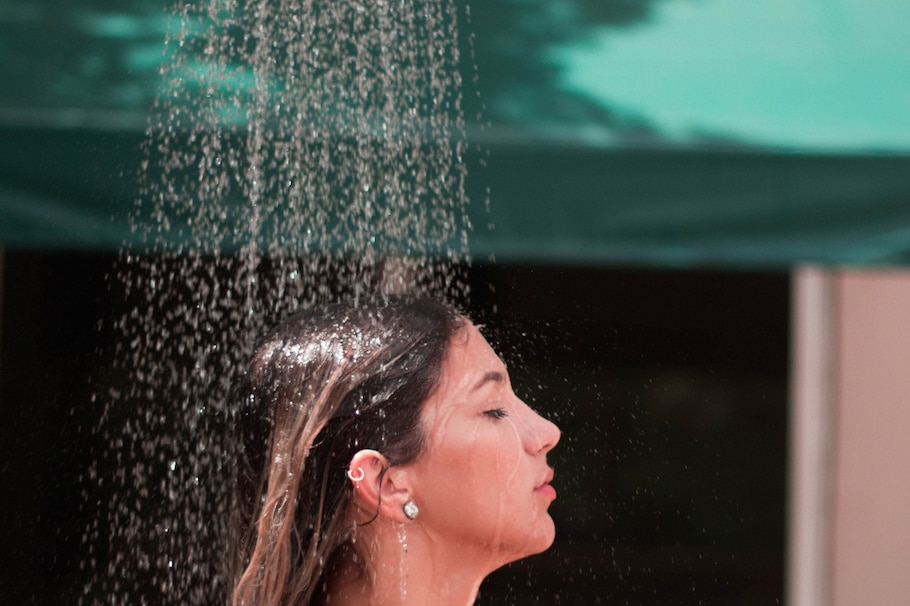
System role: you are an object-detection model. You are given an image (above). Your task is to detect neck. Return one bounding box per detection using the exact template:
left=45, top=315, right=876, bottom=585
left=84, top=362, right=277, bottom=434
left=328, top=520, right=500, bottom=606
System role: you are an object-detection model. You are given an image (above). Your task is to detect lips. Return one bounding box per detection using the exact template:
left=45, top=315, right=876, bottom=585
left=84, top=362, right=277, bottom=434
left=535, top=469, right=556, bottom=499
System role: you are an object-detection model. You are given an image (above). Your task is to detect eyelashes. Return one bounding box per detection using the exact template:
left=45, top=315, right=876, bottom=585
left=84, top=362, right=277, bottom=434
left=483, top=407, right=508, bottom=419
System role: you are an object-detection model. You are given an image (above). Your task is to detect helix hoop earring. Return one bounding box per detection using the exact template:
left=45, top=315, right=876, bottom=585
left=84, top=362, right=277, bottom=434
left=403, top=499, right=419, bottom=520
left=346, top=467, right=365, bottom=482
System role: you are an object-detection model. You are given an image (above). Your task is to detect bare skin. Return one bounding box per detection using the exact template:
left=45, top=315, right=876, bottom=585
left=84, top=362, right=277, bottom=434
left=328, top=323, right=561, bottom=606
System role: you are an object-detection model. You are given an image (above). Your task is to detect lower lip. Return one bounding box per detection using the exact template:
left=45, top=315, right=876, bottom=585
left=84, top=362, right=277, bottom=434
left=535, top=484, right=557, bottom=499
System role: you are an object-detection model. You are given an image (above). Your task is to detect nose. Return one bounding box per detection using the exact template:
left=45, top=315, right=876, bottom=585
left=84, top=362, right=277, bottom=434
left=521, top=401, right=561, bottom=455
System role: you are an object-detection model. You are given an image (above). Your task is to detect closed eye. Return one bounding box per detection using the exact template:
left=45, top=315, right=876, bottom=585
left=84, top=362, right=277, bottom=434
left=484, top=407, right=508, bottom=419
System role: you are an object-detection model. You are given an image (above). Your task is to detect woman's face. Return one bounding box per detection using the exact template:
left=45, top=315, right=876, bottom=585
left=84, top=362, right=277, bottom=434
left=405, top=322, right=561, bottom=563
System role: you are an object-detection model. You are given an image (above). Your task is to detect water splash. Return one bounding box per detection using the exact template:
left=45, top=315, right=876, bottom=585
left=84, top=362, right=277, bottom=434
left=82, top=0, right=471, bottom=603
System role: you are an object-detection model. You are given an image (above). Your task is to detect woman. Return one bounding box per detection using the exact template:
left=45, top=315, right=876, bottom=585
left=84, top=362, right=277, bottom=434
left=230, top=297, right=560, bottom=606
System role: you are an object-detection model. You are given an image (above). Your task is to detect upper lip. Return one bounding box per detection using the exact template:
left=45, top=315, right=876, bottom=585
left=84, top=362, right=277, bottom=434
left=535, top=468, right=554, bottom=489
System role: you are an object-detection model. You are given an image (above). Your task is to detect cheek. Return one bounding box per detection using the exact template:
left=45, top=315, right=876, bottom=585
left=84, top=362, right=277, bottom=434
left=418, top=431, right=554, bottom=555
left=425, top=428, right=520, bottom=511
left=472, top=429, right=527, bottom=508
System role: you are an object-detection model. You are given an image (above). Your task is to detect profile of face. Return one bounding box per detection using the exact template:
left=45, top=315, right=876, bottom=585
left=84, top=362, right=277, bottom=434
left=403, top=322, right=561, bottom=564
left=236, top=300, right=561, bottom=606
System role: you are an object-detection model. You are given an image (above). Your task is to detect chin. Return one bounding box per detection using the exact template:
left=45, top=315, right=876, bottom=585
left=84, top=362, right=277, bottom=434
left=499, top=516, right=556, bottom=563
left=530, top=517, right=557, bottom=554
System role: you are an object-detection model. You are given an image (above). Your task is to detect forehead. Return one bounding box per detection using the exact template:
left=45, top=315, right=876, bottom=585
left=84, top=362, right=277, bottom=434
left=442, top=323, right=506, bottom=381
left=422, top=323, right=508, bottom=414
left=414, top=325, right=509, bottom=449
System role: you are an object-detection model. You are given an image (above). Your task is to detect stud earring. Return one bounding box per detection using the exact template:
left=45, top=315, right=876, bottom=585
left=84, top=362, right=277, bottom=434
left=403, top=499, right=419, bottom=520
left=346, top=467, right=365, bottom=482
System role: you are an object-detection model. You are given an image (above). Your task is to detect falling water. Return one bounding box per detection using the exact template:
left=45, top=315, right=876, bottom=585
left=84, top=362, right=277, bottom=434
left=82, top=0, right=472, bottom=603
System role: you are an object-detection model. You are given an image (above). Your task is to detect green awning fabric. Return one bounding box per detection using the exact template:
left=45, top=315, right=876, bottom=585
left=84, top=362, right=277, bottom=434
left=2, top=125, right=908, bottom=266
left=2, top=0, right=910, bottom=266
left=470, top=143, right=910, bottom=267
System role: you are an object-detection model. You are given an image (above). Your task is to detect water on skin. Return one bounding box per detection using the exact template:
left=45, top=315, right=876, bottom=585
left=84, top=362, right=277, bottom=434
left=81, top=1, right=471, bottom=603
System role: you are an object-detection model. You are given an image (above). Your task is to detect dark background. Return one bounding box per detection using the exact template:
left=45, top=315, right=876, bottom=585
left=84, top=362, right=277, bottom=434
left=0, top=251, right=788, bottom=604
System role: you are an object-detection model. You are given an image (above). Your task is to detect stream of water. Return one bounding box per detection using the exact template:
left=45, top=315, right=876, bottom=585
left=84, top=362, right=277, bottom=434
left=82, top=1, right=472, bottom=602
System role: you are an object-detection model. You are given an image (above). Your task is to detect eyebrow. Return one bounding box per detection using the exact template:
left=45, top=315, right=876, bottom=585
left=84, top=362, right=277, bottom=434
left=471, top=370, right=506, bottom=392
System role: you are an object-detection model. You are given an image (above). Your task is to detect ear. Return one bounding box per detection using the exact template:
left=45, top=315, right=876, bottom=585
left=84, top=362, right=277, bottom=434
left=347, top=449, right=414, bottom=523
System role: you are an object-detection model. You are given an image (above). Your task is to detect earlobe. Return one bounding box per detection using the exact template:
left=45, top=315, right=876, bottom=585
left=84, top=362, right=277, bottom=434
left=378, top=465, right=416, bottom=522
left=402, top=499, right=419, bottom=520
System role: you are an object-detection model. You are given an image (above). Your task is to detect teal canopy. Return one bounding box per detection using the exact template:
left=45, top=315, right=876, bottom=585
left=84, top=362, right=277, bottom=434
left=2, top=0, right=909, bottom=266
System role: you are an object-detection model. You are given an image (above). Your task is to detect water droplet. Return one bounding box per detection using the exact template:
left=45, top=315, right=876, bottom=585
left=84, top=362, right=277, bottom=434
left=88, top=0, right=474, bottom=601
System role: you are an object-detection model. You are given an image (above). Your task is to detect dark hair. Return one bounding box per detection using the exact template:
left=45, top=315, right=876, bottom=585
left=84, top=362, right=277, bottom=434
left=229, top=297, right=465, bottom=606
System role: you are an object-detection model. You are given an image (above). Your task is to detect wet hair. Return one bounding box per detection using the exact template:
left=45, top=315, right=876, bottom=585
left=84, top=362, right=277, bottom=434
left=229, top=297, right=465, bottom=606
